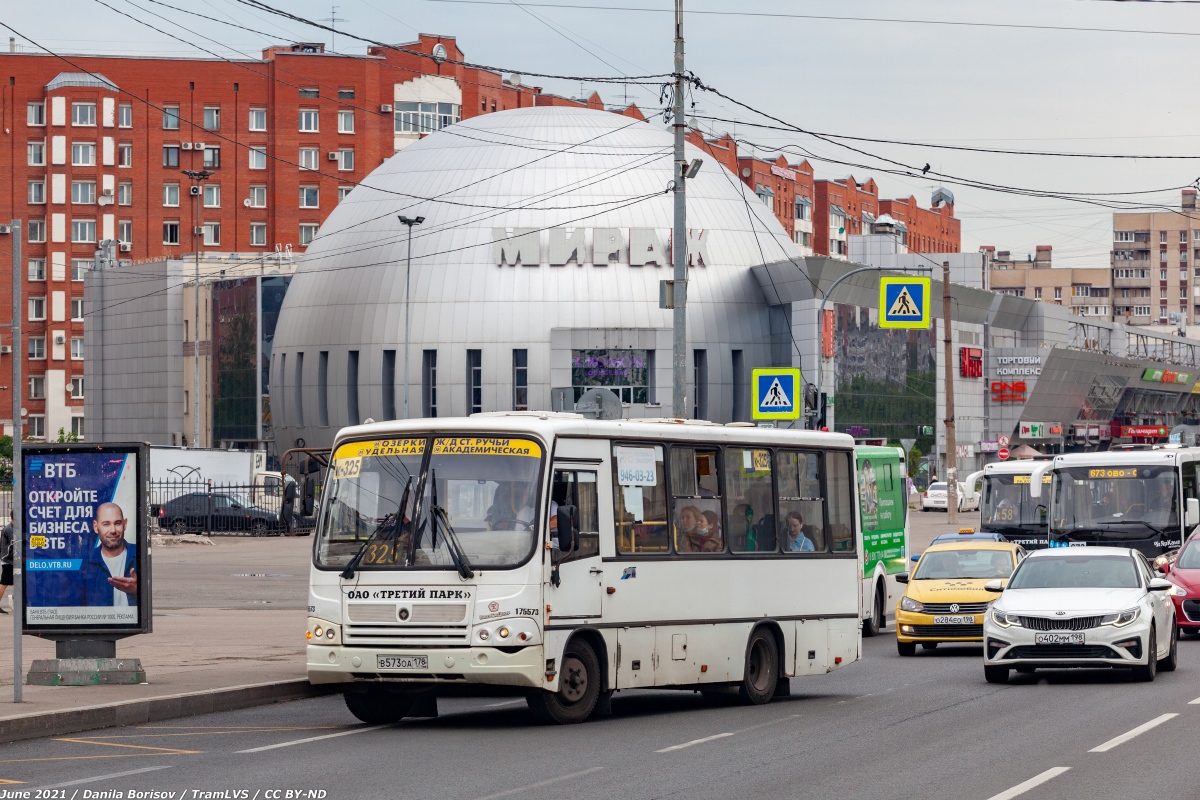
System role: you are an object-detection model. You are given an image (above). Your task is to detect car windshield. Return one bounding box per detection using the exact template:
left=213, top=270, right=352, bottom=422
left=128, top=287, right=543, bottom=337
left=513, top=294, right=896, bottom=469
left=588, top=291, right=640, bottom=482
left=1176, top=540, right=1200, bottom=570
left=1007, top=554, right=1140, bottom=589
left=1050, top=465, right=1178, bottom=539
left=315, top=436, right=544, bottom=570
left=913, top=548, right=1014, bottom=579
left=982, top=473, right=1047, bottom=530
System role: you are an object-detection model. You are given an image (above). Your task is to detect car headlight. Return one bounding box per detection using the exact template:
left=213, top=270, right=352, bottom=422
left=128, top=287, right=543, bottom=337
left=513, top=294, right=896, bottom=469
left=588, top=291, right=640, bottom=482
left=1168, top=583, right=1188, bottom=597
left=1101, top=607, right=1140, bottom=627
left=900, top=596, right=924, bottom=612
left=991, top=608, right=1019, bottom=628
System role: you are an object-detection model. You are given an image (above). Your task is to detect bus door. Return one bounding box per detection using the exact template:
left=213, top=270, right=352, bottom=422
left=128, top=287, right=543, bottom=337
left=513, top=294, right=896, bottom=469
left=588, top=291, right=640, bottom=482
left=547, top=441, right=609, bottom=620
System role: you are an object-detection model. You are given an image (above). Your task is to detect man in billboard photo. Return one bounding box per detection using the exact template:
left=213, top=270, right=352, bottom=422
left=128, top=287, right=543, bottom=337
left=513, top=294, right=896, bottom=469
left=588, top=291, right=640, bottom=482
left=82, top=502, right=137, bottom=606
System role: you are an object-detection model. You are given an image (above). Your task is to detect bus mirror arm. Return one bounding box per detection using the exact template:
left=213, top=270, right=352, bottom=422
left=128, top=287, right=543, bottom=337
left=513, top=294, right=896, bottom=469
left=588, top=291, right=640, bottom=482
left=1029, top=464, right=1053, bottom=499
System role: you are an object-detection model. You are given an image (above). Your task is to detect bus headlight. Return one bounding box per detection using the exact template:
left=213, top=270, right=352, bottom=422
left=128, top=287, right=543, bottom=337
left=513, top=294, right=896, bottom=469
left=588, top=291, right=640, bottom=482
left=900, top=596, right=924, bottom=613
left=308, top=617, right=341, bottom=645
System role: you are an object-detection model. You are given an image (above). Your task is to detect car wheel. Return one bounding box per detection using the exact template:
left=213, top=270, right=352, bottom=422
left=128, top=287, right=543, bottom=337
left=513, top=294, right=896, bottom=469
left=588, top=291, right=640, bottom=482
left=170, top=519, right=187, bottom=536
left=737, top=628, right=779, bottom=705
left=921, top=642, right=938, bottom=650
left=344, top=688, right=414, bottom=724
left=527, top=638, right=601, bottom=724
left=251, top=520, right=268, bottom=537
left=984, top=665, right=1009, bottom=684
left=897, top=640, right=917, bottom=657
left=1131, top=626, right=1158, bottom=682
left=1160, top=621, right=1179, bottom=673
left=863, top=581, right=885, bottom=638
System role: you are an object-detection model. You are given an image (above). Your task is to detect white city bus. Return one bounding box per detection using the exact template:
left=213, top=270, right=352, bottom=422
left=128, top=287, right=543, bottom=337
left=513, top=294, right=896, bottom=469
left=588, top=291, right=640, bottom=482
left=307, top=413, right=862, bottom=725
left=965, top=460, right=1051, bottom=549
left=1030, top=448, right=1200, bottom=558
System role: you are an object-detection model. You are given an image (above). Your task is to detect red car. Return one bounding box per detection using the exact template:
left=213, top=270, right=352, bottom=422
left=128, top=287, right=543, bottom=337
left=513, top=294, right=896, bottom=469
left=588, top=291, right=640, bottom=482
left=1164, top=535, right=1200, bottom=635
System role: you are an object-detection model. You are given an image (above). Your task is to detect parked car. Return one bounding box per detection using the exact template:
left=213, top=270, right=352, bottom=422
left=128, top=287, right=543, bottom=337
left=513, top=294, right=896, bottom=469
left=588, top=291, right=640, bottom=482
left=982, top=547, right=1177, bottom=683
left=921, top=482, right=980, bottom=512
left=156, top=491, right=284, bottom=535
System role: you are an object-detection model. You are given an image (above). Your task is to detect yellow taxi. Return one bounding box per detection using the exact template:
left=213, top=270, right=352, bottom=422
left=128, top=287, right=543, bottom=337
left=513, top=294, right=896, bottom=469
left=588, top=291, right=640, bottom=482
left=895, top=539, right=1025, bottom=656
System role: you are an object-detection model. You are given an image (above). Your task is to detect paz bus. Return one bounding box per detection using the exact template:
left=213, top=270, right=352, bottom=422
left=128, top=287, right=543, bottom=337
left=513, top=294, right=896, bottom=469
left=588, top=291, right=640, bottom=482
left=855, top=446, right=908, bottom=636
left=965, top=460, right=1051, bottom=549
left=307, top=413, right=863, bottom=725
left=1029, top=448, right=1199, bottom=558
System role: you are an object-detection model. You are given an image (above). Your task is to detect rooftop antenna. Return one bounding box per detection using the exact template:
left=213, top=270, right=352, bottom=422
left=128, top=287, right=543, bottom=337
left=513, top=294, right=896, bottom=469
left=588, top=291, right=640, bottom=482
left=321, top=5, right=348, bottom=52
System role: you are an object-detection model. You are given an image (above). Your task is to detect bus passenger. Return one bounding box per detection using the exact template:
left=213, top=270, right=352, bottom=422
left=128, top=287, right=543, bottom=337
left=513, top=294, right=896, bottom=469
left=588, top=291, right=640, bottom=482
left=784, top=511, right=816, bottom=552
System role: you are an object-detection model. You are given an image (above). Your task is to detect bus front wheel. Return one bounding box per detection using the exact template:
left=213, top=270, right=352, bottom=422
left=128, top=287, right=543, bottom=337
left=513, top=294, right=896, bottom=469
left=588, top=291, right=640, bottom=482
left=527, top=638, right=601, bottom=724
left=739, top=628, right=779, bottom=705
left=344, top=687, right=414, bottom=724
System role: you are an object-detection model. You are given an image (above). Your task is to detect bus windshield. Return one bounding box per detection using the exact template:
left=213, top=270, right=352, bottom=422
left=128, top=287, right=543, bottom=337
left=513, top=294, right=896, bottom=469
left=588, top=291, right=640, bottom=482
left=1050, top=465, right=1179, bottom=540
left=982, top=474, right=1047, bottom=531
left=315, top=436, right=544, bottom=570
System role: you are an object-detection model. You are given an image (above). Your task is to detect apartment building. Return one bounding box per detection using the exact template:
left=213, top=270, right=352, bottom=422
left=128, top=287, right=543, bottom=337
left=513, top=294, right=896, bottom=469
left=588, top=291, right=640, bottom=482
left=985, top=245, right=1112, bottom=319
left=1111, top=189, right=1200, bottom=326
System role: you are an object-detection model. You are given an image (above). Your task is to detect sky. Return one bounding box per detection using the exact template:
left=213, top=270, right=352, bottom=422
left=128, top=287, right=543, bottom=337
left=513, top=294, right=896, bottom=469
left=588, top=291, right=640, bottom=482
left=8, top=0, right=1200, bottom=267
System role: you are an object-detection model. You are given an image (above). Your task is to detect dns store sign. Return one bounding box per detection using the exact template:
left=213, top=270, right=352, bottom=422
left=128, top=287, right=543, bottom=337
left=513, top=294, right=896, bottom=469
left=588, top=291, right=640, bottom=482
left=991, top=381, right=1027, bottom=403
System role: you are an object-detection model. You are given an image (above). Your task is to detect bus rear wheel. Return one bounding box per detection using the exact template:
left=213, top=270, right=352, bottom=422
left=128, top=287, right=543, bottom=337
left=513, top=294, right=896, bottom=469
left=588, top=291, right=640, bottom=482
left=739, top=628, right=779, bottom=705
left=527, top=639, right=601, bottom=724
left=344, top=687, right=414, bottom=724
left=863, top=581, right=885, bottom=637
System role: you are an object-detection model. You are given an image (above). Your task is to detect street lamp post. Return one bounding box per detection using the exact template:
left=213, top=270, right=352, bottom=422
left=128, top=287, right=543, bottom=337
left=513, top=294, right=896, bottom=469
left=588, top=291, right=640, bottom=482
left=182, top=170, right=212, bottom=447
left=397, top=216, right=424, bottom=419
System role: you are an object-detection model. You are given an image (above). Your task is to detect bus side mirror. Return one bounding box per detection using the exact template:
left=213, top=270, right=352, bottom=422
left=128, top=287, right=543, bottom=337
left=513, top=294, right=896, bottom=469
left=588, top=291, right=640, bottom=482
left=550, top=505, right=578, bottom=588
left=1188, top=498, right=1199, bottom=528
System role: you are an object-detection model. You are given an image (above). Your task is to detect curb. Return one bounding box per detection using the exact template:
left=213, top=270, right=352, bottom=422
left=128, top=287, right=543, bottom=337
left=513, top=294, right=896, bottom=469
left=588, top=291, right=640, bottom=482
left=0, top=679, right=336, bottom=744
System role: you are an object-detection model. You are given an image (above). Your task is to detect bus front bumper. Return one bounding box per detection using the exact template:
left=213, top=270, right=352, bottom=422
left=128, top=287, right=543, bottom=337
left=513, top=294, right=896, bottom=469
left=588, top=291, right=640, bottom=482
left=308, top=644, right=545, bottom=689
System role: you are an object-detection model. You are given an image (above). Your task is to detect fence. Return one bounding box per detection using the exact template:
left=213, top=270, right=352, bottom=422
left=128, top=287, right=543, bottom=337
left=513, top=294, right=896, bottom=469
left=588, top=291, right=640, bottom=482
left=149, top=479, right=290, bottom=536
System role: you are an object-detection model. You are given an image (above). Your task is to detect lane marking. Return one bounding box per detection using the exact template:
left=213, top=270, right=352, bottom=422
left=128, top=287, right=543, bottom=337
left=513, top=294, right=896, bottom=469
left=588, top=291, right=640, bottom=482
left=0, top=780, right=23, bottom=785
left=1188, top=696, right=1200, bottom=704
left=473, top=767, right=604, bottom=800
left=237, top=724, right=389, bottom=753
left=985, top=766, right=1071, bottom=800
left=32, top=766, right=172, bottom=790
left=54, top=738, right=200, bottom=755
left=656, top=732, right=735, bottom=753
left=1089, top=713, right=1178, bottom=753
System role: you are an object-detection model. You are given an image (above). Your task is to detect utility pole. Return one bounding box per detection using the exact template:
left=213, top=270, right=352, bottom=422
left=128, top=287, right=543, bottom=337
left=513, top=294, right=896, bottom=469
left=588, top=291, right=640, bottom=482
left=671, top=0, right=688, bottom=418
left=397, top=216, right=424, bottom=419
left=182, top=170, right=212, bottom=448
left=10, top=219, right=22, bottom=702
left=943, top=260, right=958, bottom=527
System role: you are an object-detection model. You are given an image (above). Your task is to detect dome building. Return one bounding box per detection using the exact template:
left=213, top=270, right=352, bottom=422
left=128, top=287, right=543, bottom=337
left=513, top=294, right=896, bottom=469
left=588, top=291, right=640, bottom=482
left=270, top=106, right=800, bottom=449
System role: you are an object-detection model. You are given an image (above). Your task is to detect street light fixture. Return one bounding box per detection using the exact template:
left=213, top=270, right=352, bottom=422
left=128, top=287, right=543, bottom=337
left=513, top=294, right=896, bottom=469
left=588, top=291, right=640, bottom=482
left=398, top=215, right=425, bottom=419
left=182, top=169, right=212, bottom=447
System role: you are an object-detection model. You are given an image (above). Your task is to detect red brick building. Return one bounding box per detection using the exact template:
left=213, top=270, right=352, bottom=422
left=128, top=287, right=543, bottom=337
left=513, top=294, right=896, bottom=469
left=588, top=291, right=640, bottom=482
left=0, top=34, right=562, bottom=440
left=879, top=192, right=960, bottom=254
left=813, top=176, right=880, bottom=258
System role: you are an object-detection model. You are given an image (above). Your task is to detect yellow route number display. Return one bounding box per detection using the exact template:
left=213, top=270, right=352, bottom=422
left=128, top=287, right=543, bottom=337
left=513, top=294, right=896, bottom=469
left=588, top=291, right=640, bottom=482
left=432, top=437, right=542, bottom=457
left=1012, top=475, right=1052, bottom=485
left=1088, top=468, right=1139, bottom=479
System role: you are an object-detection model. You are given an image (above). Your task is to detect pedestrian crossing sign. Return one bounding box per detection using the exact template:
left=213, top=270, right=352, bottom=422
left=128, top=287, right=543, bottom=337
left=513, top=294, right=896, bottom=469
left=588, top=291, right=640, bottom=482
left=752, top=368, right=801, bottom=420
left=879, top=276, right=931, bottom=329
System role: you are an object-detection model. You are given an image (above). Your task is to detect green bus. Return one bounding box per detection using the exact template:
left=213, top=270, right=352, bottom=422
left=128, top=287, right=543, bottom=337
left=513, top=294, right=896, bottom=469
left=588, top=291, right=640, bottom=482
left=856, top=446, right=909, bottom=636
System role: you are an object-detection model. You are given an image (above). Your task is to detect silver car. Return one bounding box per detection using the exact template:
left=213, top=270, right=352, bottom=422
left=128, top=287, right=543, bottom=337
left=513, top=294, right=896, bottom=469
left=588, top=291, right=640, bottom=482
left=982, top=546, right=1178, bottom=683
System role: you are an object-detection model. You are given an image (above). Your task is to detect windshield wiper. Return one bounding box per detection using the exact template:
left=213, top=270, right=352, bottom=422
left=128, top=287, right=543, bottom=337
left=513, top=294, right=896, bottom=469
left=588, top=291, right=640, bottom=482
left=341, top=477, right=411, bottom=580
left=1096, top=520, right=1166, bottom=536
left=429, top=470, right=474, bottom=580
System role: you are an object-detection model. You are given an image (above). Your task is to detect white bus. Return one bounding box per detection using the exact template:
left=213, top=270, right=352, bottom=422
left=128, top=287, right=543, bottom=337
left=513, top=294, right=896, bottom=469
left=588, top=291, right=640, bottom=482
left=965, top=460, right=1051, bottom=549
left=1030, top=448, right=1200, bottom=558
left=307, top=413, right=863, bottom=724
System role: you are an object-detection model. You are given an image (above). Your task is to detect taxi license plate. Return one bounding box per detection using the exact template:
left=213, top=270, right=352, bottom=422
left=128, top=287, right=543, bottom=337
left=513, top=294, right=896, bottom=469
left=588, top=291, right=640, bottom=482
left=933, top=615, right=974, bottom=625
left=1034, top=633, right=1084, bottom=645
left=376, top=655, right=429, bottom=670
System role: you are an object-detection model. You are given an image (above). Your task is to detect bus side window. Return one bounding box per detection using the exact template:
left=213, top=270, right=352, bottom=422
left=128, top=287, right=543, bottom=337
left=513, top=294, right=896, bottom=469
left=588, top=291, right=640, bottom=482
left=725, top=448, right=776, bottom=553
left=777, top=450, right=826, bottom=553
left=612, top=444, right=670, bottom=554
left=827, top=451, right=856, bottom=552
left=554, top=470, right=600, bottom=562
left=669, top=447, right=725, bottom=554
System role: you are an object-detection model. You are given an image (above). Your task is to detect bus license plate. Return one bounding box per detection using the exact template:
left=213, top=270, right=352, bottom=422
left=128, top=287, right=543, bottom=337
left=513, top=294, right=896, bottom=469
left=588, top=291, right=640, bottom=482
left=377, top=655, right=429, bottom=670
left=1034, top=633, right=1084, bottom=645
left=933, top=615, right=974, bottom=625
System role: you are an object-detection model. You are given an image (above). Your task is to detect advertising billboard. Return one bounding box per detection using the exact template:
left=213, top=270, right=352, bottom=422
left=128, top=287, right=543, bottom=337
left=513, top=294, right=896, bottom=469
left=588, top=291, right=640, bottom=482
left=22, top=443, right=150, bottom=635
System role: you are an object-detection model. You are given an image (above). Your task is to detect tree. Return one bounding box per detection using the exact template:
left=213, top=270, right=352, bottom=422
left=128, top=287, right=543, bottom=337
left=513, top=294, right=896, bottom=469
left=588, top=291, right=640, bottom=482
left=55, top=428, right=79, bottom=444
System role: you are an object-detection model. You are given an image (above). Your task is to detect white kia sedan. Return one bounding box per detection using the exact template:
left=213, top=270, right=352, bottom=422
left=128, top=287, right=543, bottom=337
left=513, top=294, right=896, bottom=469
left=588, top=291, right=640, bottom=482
left=982, top=547, right=1178, bottom=683
left=921, top=482, right=980, bottom=512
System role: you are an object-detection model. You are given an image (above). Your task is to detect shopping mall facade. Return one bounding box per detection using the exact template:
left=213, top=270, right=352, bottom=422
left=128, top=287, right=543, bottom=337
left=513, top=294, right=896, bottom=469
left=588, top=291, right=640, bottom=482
left=268, top=106, right=1200, bottom=474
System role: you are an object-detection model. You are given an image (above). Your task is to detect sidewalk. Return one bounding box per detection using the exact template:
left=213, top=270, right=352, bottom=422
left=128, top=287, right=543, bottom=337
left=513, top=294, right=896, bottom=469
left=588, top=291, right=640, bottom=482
left=0, top=535, right=328, bottom=742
